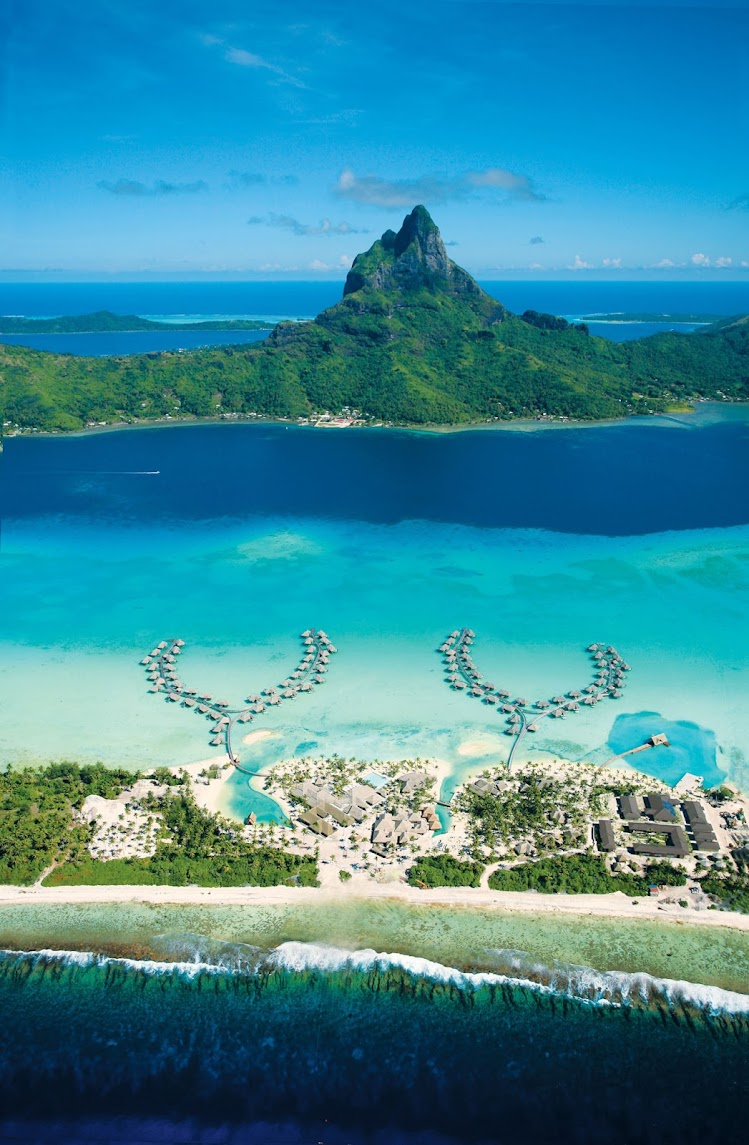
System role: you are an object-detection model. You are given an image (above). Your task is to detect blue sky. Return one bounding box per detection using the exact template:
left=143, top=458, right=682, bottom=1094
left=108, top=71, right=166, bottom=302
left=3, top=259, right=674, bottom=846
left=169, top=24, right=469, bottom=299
left=2, top=0, right=749, bottom=279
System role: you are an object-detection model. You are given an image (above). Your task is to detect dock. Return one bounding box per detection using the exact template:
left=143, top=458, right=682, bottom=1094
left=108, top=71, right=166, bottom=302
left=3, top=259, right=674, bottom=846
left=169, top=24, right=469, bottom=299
left=142, top=630, right=338, bottom=772
left=439, top=630, right=631, bottom=767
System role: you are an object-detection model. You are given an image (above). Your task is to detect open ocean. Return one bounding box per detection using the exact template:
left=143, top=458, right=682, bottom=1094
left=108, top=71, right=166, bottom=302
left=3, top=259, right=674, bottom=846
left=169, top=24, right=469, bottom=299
left=1, top=280, right=748, bottom=1141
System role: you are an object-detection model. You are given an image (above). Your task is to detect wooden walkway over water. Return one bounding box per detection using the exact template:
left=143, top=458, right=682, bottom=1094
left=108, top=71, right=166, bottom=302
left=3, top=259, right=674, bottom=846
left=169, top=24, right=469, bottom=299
left=142, top=630, right=337, bottom=770
left=439, top=629, right=630, bottom=766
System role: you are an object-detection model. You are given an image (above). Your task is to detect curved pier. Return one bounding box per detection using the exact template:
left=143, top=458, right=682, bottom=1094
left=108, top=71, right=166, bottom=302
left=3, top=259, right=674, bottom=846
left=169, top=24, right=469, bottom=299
left=142, top=630, right=337, bottom=773
left=439, top=631, right=630, bottom=767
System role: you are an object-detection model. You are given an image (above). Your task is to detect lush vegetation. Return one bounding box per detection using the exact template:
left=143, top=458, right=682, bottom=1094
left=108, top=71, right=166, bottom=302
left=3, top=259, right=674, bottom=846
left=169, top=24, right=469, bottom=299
left=3, top=208, right=748, bottom=433
left=0, top=311, right=270, bottom=334
left=0, top=762, right=317, bottom=887
left=408, top=852, right=484, bottom=887
left=47, top=788, right=318, bottom=887
left=456, top=767, right=598, bottom=857
left=699, top=873, right=749, bottom=914
left=487, top=854, right=687, bottom=895
left=0, top=761, right=135, bottom=883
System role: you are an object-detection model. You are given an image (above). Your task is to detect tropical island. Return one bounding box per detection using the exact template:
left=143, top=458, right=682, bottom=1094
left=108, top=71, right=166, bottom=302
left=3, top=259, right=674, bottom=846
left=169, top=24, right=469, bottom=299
left=0, top=312, right=271, bottom=334
left=2, top=205, right=748, bottom=433
left=2, top=749, right=748, bottom=925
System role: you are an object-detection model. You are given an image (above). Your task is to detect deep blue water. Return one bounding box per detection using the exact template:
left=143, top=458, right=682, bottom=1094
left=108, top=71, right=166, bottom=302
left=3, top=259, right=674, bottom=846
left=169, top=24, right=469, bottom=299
left=1, top=279, right=746, bottom=320
left=0, top=329, right=269, bottom=356
left=0, top=947, right=746, bottom=1145
left=5, top=419, right=749, bottom=537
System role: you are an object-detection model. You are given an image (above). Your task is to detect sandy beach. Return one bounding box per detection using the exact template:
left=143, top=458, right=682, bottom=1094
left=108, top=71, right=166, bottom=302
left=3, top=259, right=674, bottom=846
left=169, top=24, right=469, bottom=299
left=1, top=880, right=748, bottom=932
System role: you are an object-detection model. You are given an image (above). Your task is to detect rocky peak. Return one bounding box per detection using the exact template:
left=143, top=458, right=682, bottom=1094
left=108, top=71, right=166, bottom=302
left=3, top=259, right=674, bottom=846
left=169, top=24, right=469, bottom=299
left=342, top=205, right=484, bottom=300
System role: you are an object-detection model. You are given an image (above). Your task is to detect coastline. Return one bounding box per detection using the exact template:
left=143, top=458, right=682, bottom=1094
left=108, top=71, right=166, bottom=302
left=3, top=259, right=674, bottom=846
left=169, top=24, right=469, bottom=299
left=6, top=399, right=749, bottom=443
left=2, top=880, right=748, bottom=932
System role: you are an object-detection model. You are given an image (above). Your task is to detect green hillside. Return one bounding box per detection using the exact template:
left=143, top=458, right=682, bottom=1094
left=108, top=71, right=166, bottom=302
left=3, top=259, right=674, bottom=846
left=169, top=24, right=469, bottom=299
left=0, top=311, right=270, bottom=333
left=2, top=206, right=748, bottom=432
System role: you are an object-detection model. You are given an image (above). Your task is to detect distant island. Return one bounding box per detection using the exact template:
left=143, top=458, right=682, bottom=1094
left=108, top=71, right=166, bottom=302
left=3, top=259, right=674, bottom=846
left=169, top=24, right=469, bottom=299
left=2, top=205, right=748, bottom=433
left=578, top=313, right=723, bottom=324
left=0, top=311, right=271, bottom=334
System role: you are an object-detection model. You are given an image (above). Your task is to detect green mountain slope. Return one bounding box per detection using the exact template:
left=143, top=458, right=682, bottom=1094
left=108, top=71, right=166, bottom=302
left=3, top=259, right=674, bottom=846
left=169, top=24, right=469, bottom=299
left=2, top=206, right=748, bottom=432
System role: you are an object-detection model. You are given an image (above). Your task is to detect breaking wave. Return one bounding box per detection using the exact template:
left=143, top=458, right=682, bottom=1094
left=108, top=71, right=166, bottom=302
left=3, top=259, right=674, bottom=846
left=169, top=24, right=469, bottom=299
left=2, top=936, right=748, bottom=1018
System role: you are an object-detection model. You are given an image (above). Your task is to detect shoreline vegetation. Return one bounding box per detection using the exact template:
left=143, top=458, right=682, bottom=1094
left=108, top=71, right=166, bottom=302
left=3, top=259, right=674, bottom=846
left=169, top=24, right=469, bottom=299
left=3, top=206, right=748, bottom=435
left=2, top=757, right=747, bottom=925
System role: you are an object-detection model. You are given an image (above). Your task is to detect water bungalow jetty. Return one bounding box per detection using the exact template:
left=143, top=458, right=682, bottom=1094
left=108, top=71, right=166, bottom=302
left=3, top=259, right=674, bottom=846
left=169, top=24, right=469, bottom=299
left=141, top=630, right=337, bottom=771
left=439, top=630, right=630, bottom=765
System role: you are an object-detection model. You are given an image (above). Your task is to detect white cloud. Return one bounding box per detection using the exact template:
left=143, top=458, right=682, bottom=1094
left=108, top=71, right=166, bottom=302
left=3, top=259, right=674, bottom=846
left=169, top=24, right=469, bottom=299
left=690, top=252, right=710, bottom=267
left=334, top=165, right=546, bottom=208
left=248, top=213, right=368, bottom=237
left=714, top=256, right=732, bottom=268
left=223, top=46, right=305, bottom=88
left=653, top=258, right=677, bottom=268
left=569, top=255, right=593, bottom=270
left=601, top=257, right=622, bottom=268
left=307, top=255, right=353, bottom=272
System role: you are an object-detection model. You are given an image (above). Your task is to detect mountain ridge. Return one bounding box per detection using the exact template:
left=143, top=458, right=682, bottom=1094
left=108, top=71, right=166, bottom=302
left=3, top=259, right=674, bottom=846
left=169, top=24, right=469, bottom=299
left=2, top=206, right=748, bottom=432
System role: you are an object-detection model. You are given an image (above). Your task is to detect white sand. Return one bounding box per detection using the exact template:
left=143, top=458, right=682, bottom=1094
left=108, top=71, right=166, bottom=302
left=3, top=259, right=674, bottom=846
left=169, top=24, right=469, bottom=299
left=1, top=881, right=748, bottom=932
left=242, top=728, right=277, bottom=747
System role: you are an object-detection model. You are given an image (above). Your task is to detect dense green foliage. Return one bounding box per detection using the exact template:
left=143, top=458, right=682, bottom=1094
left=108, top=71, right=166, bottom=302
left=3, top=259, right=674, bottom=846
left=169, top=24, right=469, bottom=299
left=699, top=874, right=749, bottom=914
left=0, top=311, right=270, bottom=334
left=408, top=852, right=484, bottom=887
left=0, top=762, right=134, bottom=883
left=456, top=767, right=593, bottom=855
left=487, top=853, right=687, bottom=895
left=47, top=788, right=318, bottom=887
left=3, top=209, right=748, bottom=433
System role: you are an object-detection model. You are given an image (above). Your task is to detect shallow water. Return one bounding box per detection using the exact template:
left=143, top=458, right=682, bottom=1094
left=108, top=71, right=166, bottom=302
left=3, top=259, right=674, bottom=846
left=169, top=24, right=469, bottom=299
left=1, top=416, right=748, bottom=820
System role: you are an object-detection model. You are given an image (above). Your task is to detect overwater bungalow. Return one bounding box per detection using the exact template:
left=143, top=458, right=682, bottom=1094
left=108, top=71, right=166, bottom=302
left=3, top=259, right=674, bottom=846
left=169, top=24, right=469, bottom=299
left=588, top=643, right=600, bottom=652
left=315, top=665, right=328, bottom=674
left=283, top=689, right=296, bottom=699
left=566, top=702, right=579, bottom=711
left=197, top=704, right=209, bottom=714
left=301, top=630, right=312, bottom=638
left=176, top=639, right=186, bottom=647
left=210, top=736, right=223, bottom=747
left=141, top=658, right=152, bottom=666
left=516, top=697, right=528, bottom=706
left=553, top=708, right=565, bottom=718
left=505, top=727, right=515, bottom=736
left=569, top=690, right=582, bottom=699
left=327, top=645, right=338, bottom=654
left=168, top=693, right=180, bottom=702
left=552, top=695, right=565, bottom=704
left=484, top=694, right=498, bottom=704
left=535, top=700, right=550, bottom=709
left=584, top=684, right=597, bottom=694
left=269, top=695, right=282, bottom=704
left=299, top=683, right=313, bottom=693
left=158, top=641, right=168, bottom=650
left=498, top=689, right=511, bottom=699
left=183, top=698, right=196, bottom=708
left=238, top=714, right=253, bottom=723
left=147, top=686, right=160, bottom=693
left=501, top=704, right=514, bottom=713
left=527, top=724, right=538, bottom=732
left=453, top=680, right=466, bottom=690
left=215, top=700, right=229, bottom=708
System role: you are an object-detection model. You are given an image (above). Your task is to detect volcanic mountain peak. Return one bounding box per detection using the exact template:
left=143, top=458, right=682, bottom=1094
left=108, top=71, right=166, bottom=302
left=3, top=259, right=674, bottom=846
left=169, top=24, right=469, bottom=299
left=342, top=205, right=488, bottom=302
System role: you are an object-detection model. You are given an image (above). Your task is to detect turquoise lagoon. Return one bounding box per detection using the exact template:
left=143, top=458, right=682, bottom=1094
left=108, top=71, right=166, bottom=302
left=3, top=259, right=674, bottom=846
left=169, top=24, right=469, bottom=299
left=1, top=412, right=748, bottom=823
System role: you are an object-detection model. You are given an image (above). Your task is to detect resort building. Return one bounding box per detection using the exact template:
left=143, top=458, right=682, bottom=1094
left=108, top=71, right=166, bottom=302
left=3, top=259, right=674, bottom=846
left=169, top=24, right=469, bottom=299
left=644, top=793, right=678, bottom=822
left=624, top=821, right=690, bottom=858
left=596, top=819, right=617, bottom=852
left=618, top=795, right=643, bottom=820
